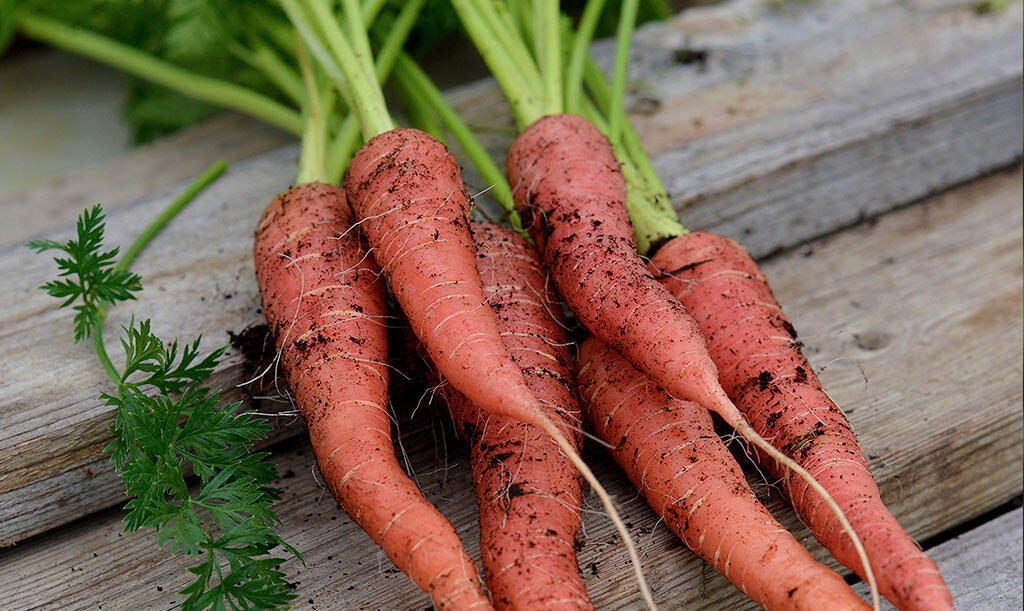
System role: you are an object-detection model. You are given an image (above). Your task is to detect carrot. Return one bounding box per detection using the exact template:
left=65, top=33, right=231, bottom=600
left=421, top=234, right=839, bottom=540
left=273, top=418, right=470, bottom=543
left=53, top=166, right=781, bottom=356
left=506, top=113, right=879, bottom=607
left=345, top=130, right=652, bottom=607
left=650, top=232, right=953, bottom=611
left=577, top=336, right=871, bottom=611
left=437, top=221, right=590, bottom=610
left=253, top=183, right=490, bottom=610
left=344, top=129, right=540, bottom=428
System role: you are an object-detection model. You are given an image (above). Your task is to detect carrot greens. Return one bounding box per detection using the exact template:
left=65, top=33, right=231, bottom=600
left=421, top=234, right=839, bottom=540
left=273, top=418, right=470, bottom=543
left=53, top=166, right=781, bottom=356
left=30, top=164, right=301, bottom=611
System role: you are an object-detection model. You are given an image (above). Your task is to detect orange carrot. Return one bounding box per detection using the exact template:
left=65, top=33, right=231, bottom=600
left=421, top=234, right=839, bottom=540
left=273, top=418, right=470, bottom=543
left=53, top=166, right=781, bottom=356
left=253, top=183, right=490, bottom=610
left=507, top=113, right=878, bottom=606
left=345, top=128, right=654, bottom=608
left=437, top=222, right=590, bottom=610
left=650, top=231, right=953, bottom=611
left=577, top=336, right=871, bottom=611
left=506, top=114, right=751, bottom=428
left=345, top=129, right=548, bottom=429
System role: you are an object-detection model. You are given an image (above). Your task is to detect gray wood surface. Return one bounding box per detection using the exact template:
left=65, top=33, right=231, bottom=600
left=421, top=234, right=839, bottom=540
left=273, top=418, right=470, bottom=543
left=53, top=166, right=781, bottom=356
left=854, top=507, right=1024, bottom=610
left=1, top=158, right=1020, bottom=611
left=1, top=0, right=1020, bottom=547
left=0, top=113, right=291, bottom=247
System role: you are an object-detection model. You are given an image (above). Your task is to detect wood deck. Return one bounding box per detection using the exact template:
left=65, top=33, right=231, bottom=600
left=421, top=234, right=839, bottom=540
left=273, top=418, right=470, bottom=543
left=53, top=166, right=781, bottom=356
left=1, top=0, right=1021, bottom=608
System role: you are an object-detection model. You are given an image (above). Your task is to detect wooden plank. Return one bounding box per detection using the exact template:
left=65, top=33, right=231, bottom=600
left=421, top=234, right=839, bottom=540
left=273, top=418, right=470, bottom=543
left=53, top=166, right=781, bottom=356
left=1, top=160, right=1019, bottom=610
left=463, top=0, right=1024, bottom=257
left=0, top=113, right=291, bottom=247
left=854, top=508, right=1024, bottom=609
left=1, top=0, right=1021, bottom=545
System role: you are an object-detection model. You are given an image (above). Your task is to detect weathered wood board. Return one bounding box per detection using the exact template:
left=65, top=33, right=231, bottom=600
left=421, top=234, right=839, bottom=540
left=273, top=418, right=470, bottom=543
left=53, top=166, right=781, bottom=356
left=0, top=113, right=291, bottom=247
left=1, top=158, right=1020, bottom=610
left=1, top=0, right=1020, bottom=547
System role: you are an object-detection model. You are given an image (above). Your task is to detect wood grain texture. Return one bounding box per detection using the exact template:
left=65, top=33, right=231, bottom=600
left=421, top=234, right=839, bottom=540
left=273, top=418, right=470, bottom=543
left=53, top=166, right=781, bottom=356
left=0, top=113, right=291, bottom=247
left=1, top=161, right=1019, bottom=610
left=0, top=0, right=1020, bottom=560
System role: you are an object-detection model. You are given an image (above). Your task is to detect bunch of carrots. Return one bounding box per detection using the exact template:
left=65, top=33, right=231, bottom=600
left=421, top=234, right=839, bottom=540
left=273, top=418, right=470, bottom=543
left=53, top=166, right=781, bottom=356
left=16, top=0, right=955, bottom=609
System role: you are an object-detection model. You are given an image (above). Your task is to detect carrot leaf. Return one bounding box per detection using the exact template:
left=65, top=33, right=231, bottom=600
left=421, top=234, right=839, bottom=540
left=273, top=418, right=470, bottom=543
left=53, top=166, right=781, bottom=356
left=32, top=166, right=299, bottom=610
left=29, top=205, right=143, bottom=341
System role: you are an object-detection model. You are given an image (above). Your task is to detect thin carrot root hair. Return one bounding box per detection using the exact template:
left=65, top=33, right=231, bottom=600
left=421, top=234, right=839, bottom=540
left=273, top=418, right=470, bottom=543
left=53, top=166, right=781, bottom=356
left=651, top=231, right=950, bottom=610
left=730, top=417, right=880, bottom=610
left=577, top=336, right=872, bottom=610
left=432, top=221, right=652, bottom=609
left=537, top=418, right=657, bottom=610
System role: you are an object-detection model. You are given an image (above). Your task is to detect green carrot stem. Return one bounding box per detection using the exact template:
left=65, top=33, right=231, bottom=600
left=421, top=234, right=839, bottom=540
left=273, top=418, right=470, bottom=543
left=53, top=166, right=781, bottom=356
left=342, top=0, right=376, bottom=76
left=584, top=56, right=612, bottom=111
left=584, top=55, right=673, bottom=216
left=391, top=73, right=447, bottom=144
left=253, top=10, right=300, bottom=59
left=609, top=0, right=640, bottom=147
left=278, top=0, right=351, bottom=101
left=538, top=0, right=563, bottom=115
left=295, top=33, right=330, bottom=185
left=450, top=0, right=543, bottom=128
left=321, top=0, right=426, bottom=182
left=620, top=117, right=673, bottom=215
left=393, top=53, right=519, bottom=230
left=93, top=161, right=227, bottom=385
left=511, top=1, right=534, bottom=50
left=531, top=3, right=545, bottom=87
left=565, top=0, right=607, bottom=115
left=359, top=0, right=388, bottom=25
left=472, top=0, right=545, bottom=97
left=303, top=0, right=394, bottom=138
left=372, top=0, right=426, bottom=83
left=16, top=13, right=302, bottom=137
left=238, top=41, right=306, bottom=106
left=325, top=116, right=362, bottom=184
left=91, top=321, right=121, bottom=388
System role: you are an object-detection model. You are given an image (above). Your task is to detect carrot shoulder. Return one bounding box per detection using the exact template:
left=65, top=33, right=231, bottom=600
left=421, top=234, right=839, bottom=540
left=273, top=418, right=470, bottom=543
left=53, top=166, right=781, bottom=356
left=253, top=183, right=489, bottom=610
left=346, top=129, right=547, bottom=428
left=650, top=231, right=952, bottom=611
left=506, top=114, right=736, bottom=427
left=577, top=336, right=870, bottom=611
left=439, top=222, right=590, bottom=610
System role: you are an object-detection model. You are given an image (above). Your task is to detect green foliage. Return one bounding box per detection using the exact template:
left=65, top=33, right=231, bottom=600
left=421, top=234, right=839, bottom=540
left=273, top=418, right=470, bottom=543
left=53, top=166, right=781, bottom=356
left=28, top=205, right=142, bottom=341
left=33, top=205, right=298, bottom=610
left=567, top=0, right=671, bottom=38
left=16, top=0, right=290, bottom=143
left=973, top=0, right=1010, bottom=13
left=122, top=85, right=221, bottom=146
left=0, top=0, right=18, bottom=56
